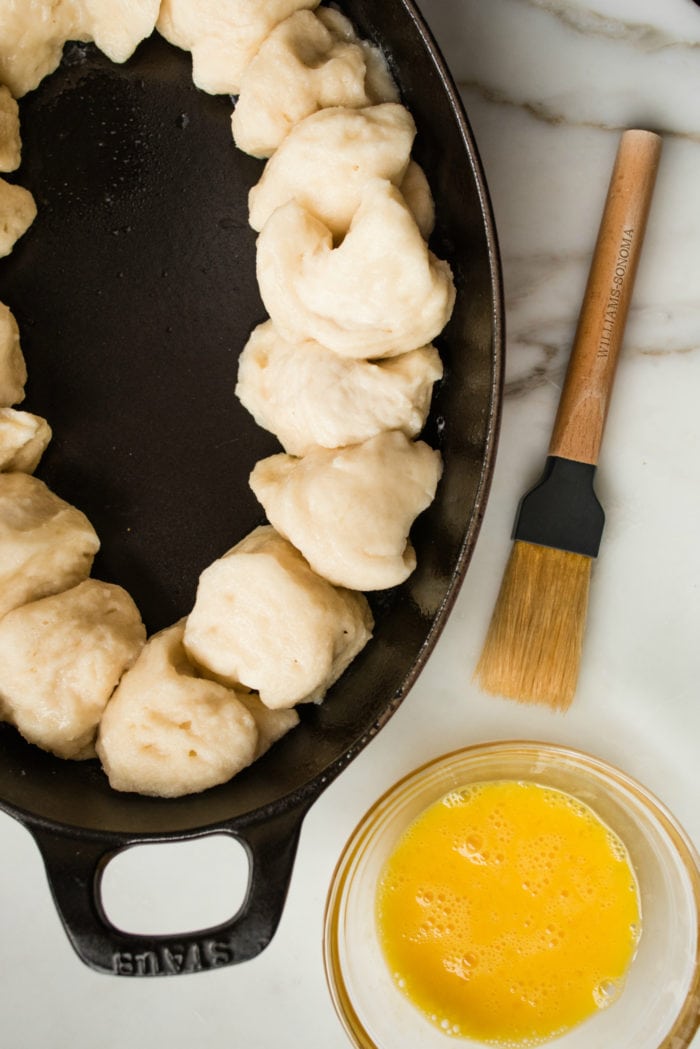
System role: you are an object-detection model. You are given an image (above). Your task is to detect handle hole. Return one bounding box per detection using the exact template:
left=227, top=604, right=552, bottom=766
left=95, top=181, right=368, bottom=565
left=100, top=835, right=249, bottom=936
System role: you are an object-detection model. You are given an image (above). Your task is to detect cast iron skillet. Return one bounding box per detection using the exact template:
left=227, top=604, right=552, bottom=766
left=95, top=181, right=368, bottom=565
left=0, top=0, right=503, bottom=975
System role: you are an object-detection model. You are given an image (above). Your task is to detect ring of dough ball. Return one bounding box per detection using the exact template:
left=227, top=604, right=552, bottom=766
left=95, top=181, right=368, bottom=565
left=0, top=7, right=450, bottom=799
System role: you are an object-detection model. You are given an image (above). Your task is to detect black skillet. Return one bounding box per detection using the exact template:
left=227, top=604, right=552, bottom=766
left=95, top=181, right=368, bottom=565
left=0, top=0, right=503, bottom=975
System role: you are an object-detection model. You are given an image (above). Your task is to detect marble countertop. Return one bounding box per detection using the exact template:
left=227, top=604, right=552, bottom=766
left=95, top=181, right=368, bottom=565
left=1, top=1, right=698, bottom=1047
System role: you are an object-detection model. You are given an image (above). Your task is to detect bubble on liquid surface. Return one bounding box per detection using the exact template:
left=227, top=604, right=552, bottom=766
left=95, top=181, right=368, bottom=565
left=606, top=831, right=629, bottom=862
left=593, top=978, right=623, bottom=1009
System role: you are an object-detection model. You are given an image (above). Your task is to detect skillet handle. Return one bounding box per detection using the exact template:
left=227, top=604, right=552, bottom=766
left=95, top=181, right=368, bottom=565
left=30, top=801, right=310, bottom=976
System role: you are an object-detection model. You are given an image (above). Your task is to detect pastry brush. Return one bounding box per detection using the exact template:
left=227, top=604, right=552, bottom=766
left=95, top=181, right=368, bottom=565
left=475, top=128, right=662, bottom=709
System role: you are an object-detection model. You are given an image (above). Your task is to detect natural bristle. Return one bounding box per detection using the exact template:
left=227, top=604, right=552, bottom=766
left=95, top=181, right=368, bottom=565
left=475, top=542, right=593, bottom=710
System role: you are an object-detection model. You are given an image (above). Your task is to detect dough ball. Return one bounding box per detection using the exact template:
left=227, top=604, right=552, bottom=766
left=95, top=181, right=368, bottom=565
left=183, top=525, right=373, bottom=708
left=248, top=103, right=415, bottom=235
left=325, top=7, right=398, bottom=106
left=256, top=179, right=455, bottom=358
left=399, top=160, right=435, bottom=240
left=236, top=321, right=443, bottom=456
left=157, top=0, right=319, bottom=96
left=0, top=472, right=100, bottom=618
left=250, top=432, right=442, bottom=591
left=232, top=8, right=398, bottom=159
left=0, top=0, right=157, bottom=97
left=0, top=408, right=52, bottom=472
left=0, top=86, right=21, bottom=172
left=0, top=303, right=27, bottom=406
left=0, top=580, right=146, bottom=759
left=0, top=0, right=76, bottom=97
left=237, top=692, right=299, bottom=760
left=0, top=178, right=36, bottom=258
left=97, top=620, right=259, bottom=797
left=74, top=0, right=160, bottom=64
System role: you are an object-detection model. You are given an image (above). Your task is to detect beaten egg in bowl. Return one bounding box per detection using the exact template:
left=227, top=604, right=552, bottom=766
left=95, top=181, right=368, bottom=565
left=324, top=741, right=700, bottom=1049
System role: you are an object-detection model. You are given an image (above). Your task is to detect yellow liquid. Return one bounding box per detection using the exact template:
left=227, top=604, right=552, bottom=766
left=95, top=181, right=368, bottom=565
left=376, top=780, right=641, bottom=1045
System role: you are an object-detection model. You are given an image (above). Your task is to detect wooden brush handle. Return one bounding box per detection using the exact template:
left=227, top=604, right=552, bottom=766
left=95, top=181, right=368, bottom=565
left=549, top=129, right=662, bottom=464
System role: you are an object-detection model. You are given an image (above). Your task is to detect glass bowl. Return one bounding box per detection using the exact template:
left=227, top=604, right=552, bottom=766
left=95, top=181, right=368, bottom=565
left=324, top=740, right=700, bottom=1049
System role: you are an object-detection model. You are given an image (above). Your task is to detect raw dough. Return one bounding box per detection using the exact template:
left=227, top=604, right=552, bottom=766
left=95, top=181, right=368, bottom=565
left=237, top=692, right=299, bottom=760
left=232, top=8, right=398, bottom=159
left=0, top=0, right=77, bottom=97
left=0, top=472, right=100, bottom=618
left=157, top=0, right=319, bottom=96
left=256, top=179, right=455, bottom=358
left=0, top=0, right=160, bottom=97
left=236, top=321, right=442, bottom=456
left=183, top=525, right=373, bottom=708
left=0, top=177, right=37, bottom=258
left=96, top=620, right=259, bottom=797
left=250, top=431, right=443, bottom=591
left=399, top=159, right=435, bottom=240
left=74, top=0, right=161, bottom=64
left=248, top=103, right=415, bottom=235
left=0, top=2, right=450, bottom=799
left=0, top=303, right=26, bottom=406
left=0, top=579, right=146, bottom=759
left=0, top=86, right=20, bottom=171
left=0, top=408, right=51, bottom=472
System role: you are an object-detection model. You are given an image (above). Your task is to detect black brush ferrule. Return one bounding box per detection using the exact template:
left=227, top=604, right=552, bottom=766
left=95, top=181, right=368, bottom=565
left=513, top=456, right=605, bottom=558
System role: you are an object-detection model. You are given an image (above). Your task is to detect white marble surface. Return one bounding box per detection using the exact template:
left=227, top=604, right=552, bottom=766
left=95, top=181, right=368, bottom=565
left=1, top=1, right=699, bottom=1046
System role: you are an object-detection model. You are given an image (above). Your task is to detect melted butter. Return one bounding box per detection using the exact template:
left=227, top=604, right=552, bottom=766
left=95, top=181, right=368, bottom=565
left=376, top=780, right=641, bottom=1045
